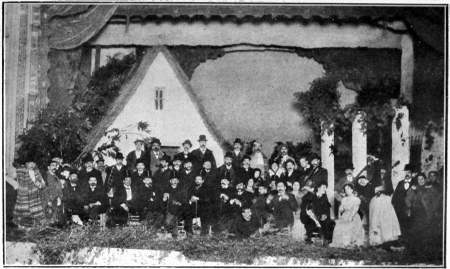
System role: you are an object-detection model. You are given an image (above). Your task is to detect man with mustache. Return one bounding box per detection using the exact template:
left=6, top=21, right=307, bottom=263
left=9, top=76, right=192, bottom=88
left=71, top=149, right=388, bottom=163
left=266, top=181, right=298, bottom=230
left=96, top=159, right=108, bottom=187
left=279, top=159, right=301, bottom=192
left=238, top=155, right=254, bottom=184
left=112, top=177, right=140, bottom=226
left=211, top=174, right=236, bottom=233
left=192, top=135, right=217, bottom=171
left=198, top=160, right=218, bottom=190
left=43, top=160, right=64, bottom=225
left=230, top=178, right=254, bottom=215
left=153, top=155, right=172, bottom=190
left=184, top=174, right=211, bottom=236
left=162, top=174, right=188, bottom=238
left=63, top=170, right=87, bottom=223
left=149, top=138, right=166, bottom=174
left=307, top=153, right=328, bottom=189
left=105, top=152, right=129, bottom=193
left=126, top=139, right=150, bottom=172
left=274, top=144, right=296, bottom=169
left=131, top=158, right=151, bottom=188
left=175, top=140, right=196, bottom=168
left=84, top=176, right=107, bottom=224
left=249, top=141, right=268, bottom=179
left=139, top=176, right=162, bottom=227
left=78, top=154, right=103, bottom=189
left=217, top=152, right=238, bottom=188
left=179, top=158, right=196, bottom=190
left=231, top=138, right=245, bottom=170
left=392, top=164, right=416, bottom=235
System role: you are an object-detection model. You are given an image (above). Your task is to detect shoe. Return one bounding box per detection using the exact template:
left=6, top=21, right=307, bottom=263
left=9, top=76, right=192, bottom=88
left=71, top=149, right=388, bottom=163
left=305, top=238, right=313, bottom=245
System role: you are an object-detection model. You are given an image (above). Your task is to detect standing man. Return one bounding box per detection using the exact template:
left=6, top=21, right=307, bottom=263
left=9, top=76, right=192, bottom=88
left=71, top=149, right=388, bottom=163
left=298, top=156, right=312, bottom=186
left=175, top=140, right=196, bottom=168
left=179, top=158, right=196, bottom=190
left=149, top=138, right=166, bottom=175
left=96, top=159, right=108, bottom=187
left=131, top=158, right=151, bottom=188
left=63, top=170, right=86, bottom=223
left=43, top=160, right=64, bottom=224
left=105, top=152, right=129, bottom=192
left=78, top=154, right=103, bottom=189
left=232, top=138, right=245, bottom=170
left=307, top=153, right=328, bottom=189
left=266, top=181, right=298, bottom=230
left=274, top=144, right=296, bottom=168
left=198, top=160, right=218, bottom=190
left=126, top=139, right=149, bottom=172
left=250, top=141, right=268, bottom=178
left=279, top=159, right=301, bottom=191
left=238, top=155, right=254, bottom=183
left=171, top=155, right=184, bottom=180
left=392, top=164, right=416, bottom=235
left=152, top=155, right=171, bottom=189
left=217, top=152, right=238, bottom=188
left=192, top=135, right=217, bottom=171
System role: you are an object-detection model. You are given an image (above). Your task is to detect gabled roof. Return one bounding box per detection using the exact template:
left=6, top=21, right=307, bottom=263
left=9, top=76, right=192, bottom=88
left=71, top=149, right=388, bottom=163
left=81, top=46, right=225, bottom=156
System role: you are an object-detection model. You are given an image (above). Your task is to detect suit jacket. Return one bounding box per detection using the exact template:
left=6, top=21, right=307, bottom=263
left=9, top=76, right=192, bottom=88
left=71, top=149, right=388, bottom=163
left=78, top=168, right=103, bottom=189
left=299, top=166, right=313, bottom=186
left=163, top=185, right=188, bottom=216
left=179, top=170, right=196, bottom=190
left=126, top=150, right=150, bottom=171
left=175, top=152, right=196, bottom=167
left=105, top=165, right=129, bottom=191
left=300, top=191, right=331, bottom=223
left=130, top=170, right=151, bottom=188
left=280, top=170, right=302, bottom=185
left=201, top=169, right=219, bottom=190
left=152, top=168, right=171, bottom=189
left=113, top=185, right=140, bottom=209
left=42, top=171, right=63, bottom=204
left=267, top=192, right=298, bottom=229
left=212, top=187, right=236, bottom=216
left=63, top=183, right=85, bottom=212
left=231, top=150, right=245, bottom=171
left=392, top=180, right=413, bottom=219
left=84, top=185, right=107, bottom=213
left=138, top=184, right=162, bottom=212
left=234, top=190, right=255, bottom=209
left=192, top=148, right=217, bottom=170
left=238, top=167, right=255, bottom=183
left=187, top=184, right=211, bottom=216
left=217, top=164, right=238, bottom=187
left=309, top=166, right=328, bottom=189
left=149, top=150, right=166, bottom=174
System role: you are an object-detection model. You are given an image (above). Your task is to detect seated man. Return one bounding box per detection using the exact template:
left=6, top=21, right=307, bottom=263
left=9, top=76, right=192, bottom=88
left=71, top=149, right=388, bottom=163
left=139, top=176, right=162, bottom=226
left=229, top=207, right=261, bottom=239
left=162, top=176, right=188, bottom=237
left=153, top=155, right=171, bottom=190
left=63, top=170, right=86, bottom=222
left=83, top=177, right=107, bottom=223
left=131, top=158, right=151, bottom=188
left=211, top=175, right=236, bottom=233
left=112, top=177, right=140, bottom=226
left=266, top=181, right=298, bottom=230
left=230, top=178, right=255, bottom=216
left=301, top=182, right=335, bottom=244
left=251, top=181, right=271, bottom=227
left=184, top=174, right=211, bottom=236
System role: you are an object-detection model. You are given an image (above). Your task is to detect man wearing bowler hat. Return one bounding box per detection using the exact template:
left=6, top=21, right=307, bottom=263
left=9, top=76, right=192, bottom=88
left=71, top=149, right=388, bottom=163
left=192, top=135, right=217, bottom=171
left=217, top=151, right=238, bottom=188
left=105, top=152, right=129, bottom=192
left=232, top=138, right=245, bottom=170
left=149, top=138, right=166, bottom=174
left=126, top=138, right=150, bottom=172
left=306, top=153, right=328, bottom=189
left=78, top=154, right=103, bottom=189
left=392, top=163, right=416, bottom=235
left=175, top=140, right=196, bottom=168
left=152, top=155, right=172, bottom=189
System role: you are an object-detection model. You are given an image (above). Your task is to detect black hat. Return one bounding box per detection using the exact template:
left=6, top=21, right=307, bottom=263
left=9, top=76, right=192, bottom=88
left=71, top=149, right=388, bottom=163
left=82, top=154, right=94, bottom=163
left=404, top=164, right=413, bottom=171
left=169, top=170, right=178, bottom=179
left=235, top=177, right=244, bottom=185
left=182, top=139, right=192, bottom=147
left=69, top=169, right=78, bottom=175
left=152, top=138, right=161, bottom=145
left=308, top=153, right=320, bottom=162
left=184, top=157, right=193, bottom=164
left=343, top=182, right=355, bottom=189
left=344, top=162, right=355, bottom=170
left=172, top=155, right=182, bottom=162
left=135, top=158, right=145, bottom=166
left=221, top=171, right=231, bottom=180
left=134, top=138, right=144, bottom=144
left=258, top=180, right=270, bottom=189
left=234, top=138, right=243, bottom=145
left=115, top=152, right=124, bottom=160
left=198, top=135, right=207, bottom=142
left=275, top=180, right=287, bottom=187
left=161, top=155, right=171, bottom=163
left=96, top=158, right=105, bottom=163
left=199, top=169, right=206, bottom=178
left=61, top=164, right=71, bottom=172
left=224, top=151, right=234, bottom=159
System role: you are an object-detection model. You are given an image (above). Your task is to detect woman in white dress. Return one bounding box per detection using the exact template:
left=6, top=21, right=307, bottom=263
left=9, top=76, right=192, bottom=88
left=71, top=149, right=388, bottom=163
left=369, top=167, right=401, bottom=246
left=290, top=181, right=306, bottom=240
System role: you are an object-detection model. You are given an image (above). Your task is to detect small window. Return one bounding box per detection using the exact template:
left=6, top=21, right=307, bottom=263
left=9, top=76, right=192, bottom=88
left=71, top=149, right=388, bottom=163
left=155, top=87, right=164, bottom=110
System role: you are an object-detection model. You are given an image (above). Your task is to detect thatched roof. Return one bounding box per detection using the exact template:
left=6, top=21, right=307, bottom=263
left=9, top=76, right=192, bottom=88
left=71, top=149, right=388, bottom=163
left=81, top=46, right=225, bottom=155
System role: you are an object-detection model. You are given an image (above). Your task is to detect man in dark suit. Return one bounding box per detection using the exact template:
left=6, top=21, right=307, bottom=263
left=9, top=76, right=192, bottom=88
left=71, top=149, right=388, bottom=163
left=78, top=154, right=103, bottom=189
left=192, top=135, right=217, bottom=171
left=63, top=170, right=87, bottom=222
left=171, top=155, right=184, bottom=180
left=198, top=160, right=218, bottom=190
left=126, top=139, right=150, bottom=172
left=301, top=182, right=335, bottom=244
left=130, top=158, right=151, bottom=188
left=238, top=155, right=254, bottom=183
left=266, top=181, right=298, bottom=229
left=83, top=177, right=107, bottom=223
left=274, top=144, right=296, bottom=169
left=230, top=178, right=255, bottom=215
left=139, top=176, right=162, bottom=225
left=149, top=138, right=166, bottom=174
left=298, top=156, right=313, bottom=186
left=308, top=153, right=328, bottom=189
left=229, top=207, right=261, bottom=239
left=112, top=177, right=140, bottom=226
left=152, top=155, right=171, bottom=190
left=179, top=158, right=196, bottom=190
left=279, top=159, right=302, bottom=192
left=162, top=176, right=188, bottom=237
left=184, top=175, right=212, bottom=236
left=96, top=159, right=108, bottom=187
left=211, top=176, right=236, bottom=232
left=217, top=152, right=238, bottom=188
left=105, top=152, right=129, bottom=193
left=232, top=138, right=245, bottom=171
left=392, top=164, right=416, bottom=235
left=175, top=140, right=196, bottom=168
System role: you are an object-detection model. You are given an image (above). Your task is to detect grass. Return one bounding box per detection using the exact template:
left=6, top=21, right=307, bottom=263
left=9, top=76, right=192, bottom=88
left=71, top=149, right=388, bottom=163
left=6, top=224, right=442, bottom=265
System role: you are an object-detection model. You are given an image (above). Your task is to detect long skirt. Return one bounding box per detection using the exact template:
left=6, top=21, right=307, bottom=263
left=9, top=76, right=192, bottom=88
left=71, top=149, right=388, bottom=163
left=369, top=194, right=401, bottom=245
left=330, top=214, right=365, bottom=248
left=13, top=181, right=45, bottom=226
left=291, top=212, right=306, bottom=241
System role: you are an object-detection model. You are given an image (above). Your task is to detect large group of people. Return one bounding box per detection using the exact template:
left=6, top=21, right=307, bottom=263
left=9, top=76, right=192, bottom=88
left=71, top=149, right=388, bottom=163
left=11, top=135, right=444, bottom=249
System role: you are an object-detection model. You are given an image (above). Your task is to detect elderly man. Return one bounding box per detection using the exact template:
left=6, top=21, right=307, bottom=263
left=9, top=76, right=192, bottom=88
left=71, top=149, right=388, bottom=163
left=250, top=141, right=269, bottom=178
left=217, top=152, right=238, bottom=188
left=266, top=181, right=298, bottom=230
left=192, top=135, right=217, bottom=171
left=149, top=138, right=166, bottom=174
left=126, top=139, right=149, bottom=171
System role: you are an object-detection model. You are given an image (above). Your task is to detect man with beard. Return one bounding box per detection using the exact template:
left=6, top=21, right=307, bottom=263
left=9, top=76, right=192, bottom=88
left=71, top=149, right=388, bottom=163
left=198, top=160, right=218, bottom=189
left=43, top=160, right=64, bottom=224
left=96, top=159, right=108, bottom=187
left=298, top=156, right=313, bottom=186
left=78, top=154, right=103, bottom=189
left=112, top=177, right=140, bottom=226
left=250, top=141, right=268, bottom=178
left=105, top=152, right=129, bottom=193
left=301, top=182, right=335, bottom=244
left=392, top=164, right=416, bottom=235
left=192, top=135, right=217, bottom=171
left=279, top=159, right=301, bottom=192
left=131, top=158, right=151, bottom=188
left=171, top=155, right=184, bottom=180
left=179, top=158, right=196, bottom=190
left=229, top=207, right=261, bottom=239
left=139, top=176, right=162, bottom=226
left=175, top=140, right=196, bottom=168
left=230, top=178, right=254, bottom=215
left=307, top=153, right=328, bottom=189
left=211, top=175, right=236, bottom=233
left=162, top=175, right=188, bottom=238
left=126, top=139, right=149, bottom=172
left=149, top=138, right=166, bottom=174
left=153, top=155, right=171, bottom=189
left=266, top=181, right=298, bottom=230
left=63, top=170, right=87, bottom=223
left=274, top=144, right=296, bottom=169
left=217, top=152, right=238, bottom=188
left=334, top=163, right=355, bottom=203
left=251, top=181, right=271, bottom=227
left=238, top=155, right=254, bottom=184
left=184, top=174, right=211, bottom=236
left=231, top=138, right=245, bottom=170
left=83, top=177, right=107, bottom=223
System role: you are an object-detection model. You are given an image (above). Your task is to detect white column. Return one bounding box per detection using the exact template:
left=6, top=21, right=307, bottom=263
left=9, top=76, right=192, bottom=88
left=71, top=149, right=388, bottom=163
left=352, top=112, right=367, bottom=177
left=392, top=106, right=410, bottom=190
left=321, top=122, right=335, bottom=219
left=401, top=34, right=414, bottom=103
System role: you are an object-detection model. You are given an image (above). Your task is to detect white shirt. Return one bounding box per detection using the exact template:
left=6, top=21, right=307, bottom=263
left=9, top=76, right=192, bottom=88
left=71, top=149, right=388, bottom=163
left=254, top=152, right=264, bottom=166
left=29, top=170, right=36, bottom=183
left=136, top=150, right=143, bottom=159
left=234, top=150, right=240, bottom=156
left=200, top=148, right=206, bottom=154
left=404, top=180, right=411, bottom=190
left=125, top=185, right=132, bottom=200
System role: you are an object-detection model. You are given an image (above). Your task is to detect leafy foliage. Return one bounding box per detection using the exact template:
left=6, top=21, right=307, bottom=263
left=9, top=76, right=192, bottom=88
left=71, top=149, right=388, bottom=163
left=15, top=53, right=137, bottom=168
